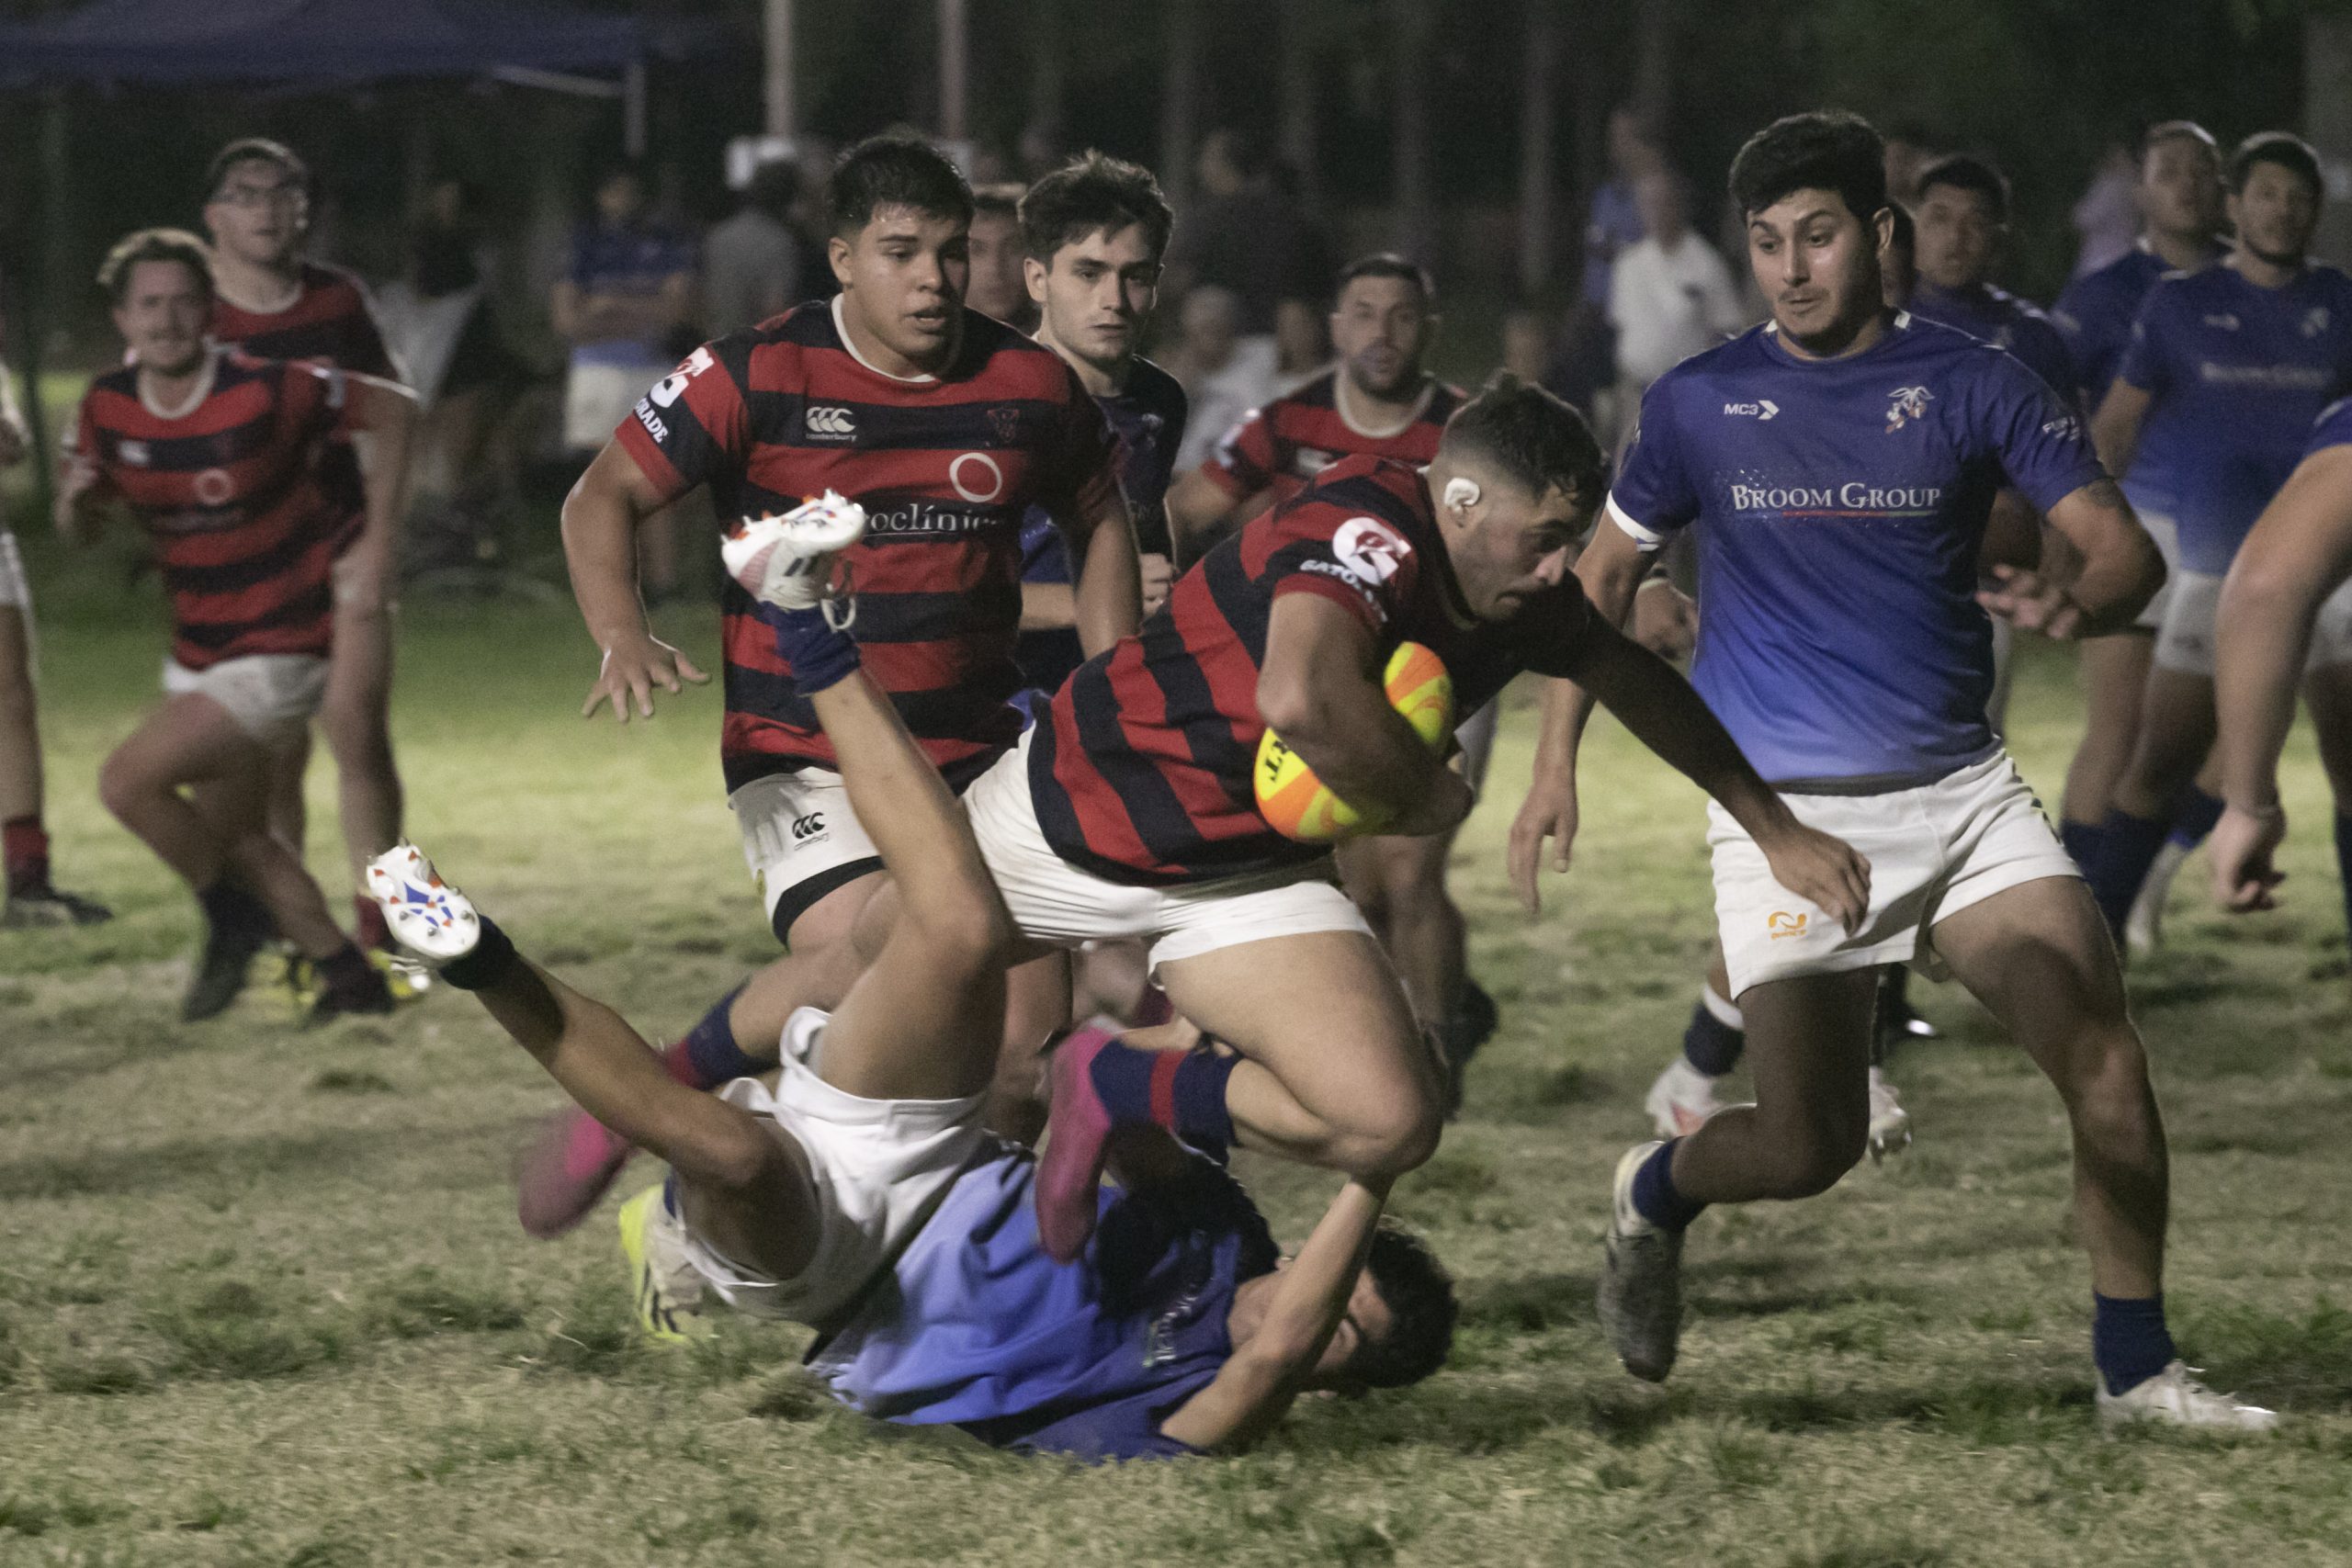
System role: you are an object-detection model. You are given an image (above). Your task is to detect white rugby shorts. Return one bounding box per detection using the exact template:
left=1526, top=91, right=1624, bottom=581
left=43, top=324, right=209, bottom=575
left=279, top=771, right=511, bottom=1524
left=163, top=653, right=327, bottom=749
left=2155, top=566, right=2352, bottom=676
left=1710, top=750, right=2079, bottom=998
left=2132, top=507, right=2180, bottom=633
left=964, top=728, right=1373, bottom=972
left=673, top=1006, right=990, bottom=1327
left=730, top=768, right=886, bottom=942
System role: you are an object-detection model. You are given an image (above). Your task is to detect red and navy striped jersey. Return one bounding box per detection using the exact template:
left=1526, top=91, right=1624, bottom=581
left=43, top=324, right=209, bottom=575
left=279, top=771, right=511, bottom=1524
left=208, top=263, right=399, bottom=380
left=209, top=262, right=398, bottom=539
left=74, top=351, right=352, bottom=670
left=1197, top=370, right=1464, bottom=513
left=1030, top=455, right=1600, bottom=886
left=616, top=298, right=1123, bottom=790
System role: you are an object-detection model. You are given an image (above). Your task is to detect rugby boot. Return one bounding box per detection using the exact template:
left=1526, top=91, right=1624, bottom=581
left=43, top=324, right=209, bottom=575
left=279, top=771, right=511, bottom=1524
left=1866, top=1066, right=1913, bottom=1161
left=2097, top=1360, right=2279, bottom=1433
left=1598, top=1141, right=1685, bottom=1382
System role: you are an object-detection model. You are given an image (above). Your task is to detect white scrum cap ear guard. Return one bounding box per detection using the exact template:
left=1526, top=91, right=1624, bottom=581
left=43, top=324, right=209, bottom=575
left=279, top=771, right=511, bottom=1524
left=1442, top=476, right=1481, bottom=511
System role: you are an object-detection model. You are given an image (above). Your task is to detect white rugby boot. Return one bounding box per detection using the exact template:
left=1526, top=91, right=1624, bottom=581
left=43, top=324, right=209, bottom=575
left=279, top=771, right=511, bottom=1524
left=720, top=491, right=868, bottom=612
left=2096, top=1360, right=2279, bottom=1433
left=363, top=843, right=480, bottom=967
left=1866, top=1066, right=1913, bottom=1161
left=2124, top=838, right=2193, bottom=956
left=1645, top=1057, right=1728, bottom=1140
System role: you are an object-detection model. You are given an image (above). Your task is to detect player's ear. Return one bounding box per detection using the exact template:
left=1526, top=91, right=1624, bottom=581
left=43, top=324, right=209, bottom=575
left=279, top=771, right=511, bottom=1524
left=1023, top=254, right=1049, bottom=305
left=1442, top=475, right=1481, bottom=515
left=828, top=233, right=854, bottom=289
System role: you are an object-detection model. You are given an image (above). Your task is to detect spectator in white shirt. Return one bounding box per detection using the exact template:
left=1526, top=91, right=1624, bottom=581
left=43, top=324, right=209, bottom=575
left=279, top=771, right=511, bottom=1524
left=1609, top=170, right=1749, bottom=401
left=1167, top=286, right=1283, bottom=476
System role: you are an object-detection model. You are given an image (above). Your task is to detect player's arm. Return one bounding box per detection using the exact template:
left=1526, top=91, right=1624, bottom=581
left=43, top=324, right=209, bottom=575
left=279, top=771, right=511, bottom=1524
left=1257, top=593, right=1471, bottom=839
left=1552, top=593, right=1871, bottom=935
left=2089, top=376, right=2153, bottom=478
left=1166, top=466, right=1246, bottom=568
left=1158, top=1175, right=1392, bottom=1454
left=341, top=372, right=421, bottom=615
left=54, top=403, right=118, bottom=545
left=0, top=368, right=27, bottom=468
left=561, top=441, right=710, bottom=721
left=1977, top=477, right=2163, bottom=638
left=1020, top=581, right=1076, bottom=632
left=1062, top=482, right=1142, bottom=656
left=2211, top=444, right=2352, bottom=909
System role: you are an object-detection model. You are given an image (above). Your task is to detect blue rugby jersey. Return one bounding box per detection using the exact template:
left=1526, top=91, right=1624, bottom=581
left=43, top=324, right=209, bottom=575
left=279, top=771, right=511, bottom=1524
left=2050, top=243, right=2224, bottom=407
left=807, top=1148, right=1277, bottom=1462
left=2112, top=263, right=2352, bottom=574
left=1607, top=313, right=2104, bottom=789
left=2311, top=396, right=2352, bottom=457
left=1907, top=281, right=2078, bottom=409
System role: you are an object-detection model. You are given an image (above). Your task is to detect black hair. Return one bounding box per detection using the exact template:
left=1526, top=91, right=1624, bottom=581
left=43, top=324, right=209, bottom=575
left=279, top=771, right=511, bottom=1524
left=1336, top=252, right=1436, bottom=305
left=972, top=181, right=1025, bottom=222
left=1440, top=370, right=1607, bottom=513
left=203, top=137, right=309, bottom=204
left=1728, top=110, right=1887, bottom=224
left=1915, top=153, right=2010, bottom=224
left=1020, top=152, right=1173, bottom=265
left=98, top=228, right=214, bottom=304
left=2227, top=131, right=2322, bottom=199
left=1335, top=1222, right=1457, bottom=1393
left=825, top=134, right=976, bottom=239
left=2140, top=119, right=2218, bottom=164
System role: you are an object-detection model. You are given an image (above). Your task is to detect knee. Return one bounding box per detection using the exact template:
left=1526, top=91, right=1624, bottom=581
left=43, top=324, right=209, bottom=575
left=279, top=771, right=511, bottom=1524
left=2054, top=1026, right=2156, bottom=1133
left=1340, top=1089, right=1443, bottom=1180
left=1747, top=1106, right=1867, bottom=1200
left=96, top=752, right=153, bottom=822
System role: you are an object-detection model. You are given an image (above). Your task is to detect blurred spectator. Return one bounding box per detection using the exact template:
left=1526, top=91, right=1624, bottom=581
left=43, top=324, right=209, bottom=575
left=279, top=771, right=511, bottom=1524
left=967, top=183, right=1036, bottom=330
left=1609, top=169, right=1747, bottom=399
left=705, top=156, right=802, bottom=335
left=1163, top=128, right=1334, bottom=373
left=1883, top=122, right=1939, bottom=208
left=1167, top=285, right=1282, bottom=475
left=552, top=161, right=696, bottom=599
left=1500, top=306, right=1554, bottom=385
left=1581, top=108, right=1665, bottom=313
left=2071, top=138, right=2140, bottom=279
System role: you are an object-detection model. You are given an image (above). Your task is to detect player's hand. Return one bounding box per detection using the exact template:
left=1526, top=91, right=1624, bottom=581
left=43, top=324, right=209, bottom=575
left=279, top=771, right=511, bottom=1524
left=54, top=456, right=103, bottom=542
left=1755, top=817, right=1872, bottom=936
left=1385, top=768, right=1474, bottom=840
left=1631, top=581, right=1699, bottom=661
left=2209, top=801, right=2287, bottom=912
left=582, top=630, right=709, bottom=722
left=1507, top=768, right=1580, bottom=913
left=1139, top=551, right=1175, bottom=618
left=1976, top=564, right=2084, bottom=639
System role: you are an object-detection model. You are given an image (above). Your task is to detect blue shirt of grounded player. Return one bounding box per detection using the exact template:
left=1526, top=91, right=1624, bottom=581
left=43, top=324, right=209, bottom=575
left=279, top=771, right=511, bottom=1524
left=2311, top=396, right=2352, bottom=458
left=806, top=1146, right=1276, bottom=1462
left=1016, top=357, right=1189, bottom=694
left=2050, top=243, right=2225, bottom=407
left=1906, top=281, right=2079, bottom=411
left=1607, top=313, right=2105, bottom=789
left=2113, top=263, right=2352, bottom=576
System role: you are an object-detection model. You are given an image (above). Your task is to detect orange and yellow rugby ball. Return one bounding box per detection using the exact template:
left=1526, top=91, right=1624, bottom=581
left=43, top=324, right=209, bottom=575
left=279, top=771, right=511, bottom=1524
left=1255, top=642, right=1453, bottom=842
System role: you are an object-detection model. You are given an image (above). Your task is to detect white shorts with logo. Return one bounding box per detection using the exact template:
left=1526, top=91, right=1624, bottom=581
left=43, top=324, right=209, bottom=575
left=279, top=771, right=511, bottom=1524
left=730, top=769, right=886, bottom=941
left=0, top=530, right=28, bottom=612
left=964, top=728, right=1374, bottom=973
left=564, top=361, right=664, bottom=452
left=2154, top=566, right=2352, bottom=676
left=1710, top=750, right=2080, bottom=998
left=163, top=653, right=328, bottom=749
left=2132, top=507, right=2181, bottom=633
left=674, top=1007, right=989, bottom=1327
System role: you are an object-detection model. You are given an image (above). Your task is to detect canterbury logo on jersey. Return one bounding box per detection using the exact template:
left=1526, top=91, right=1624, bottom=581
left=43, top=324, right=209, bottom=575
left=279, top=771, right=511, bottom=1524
left=805, top=405, right=857, bottom=440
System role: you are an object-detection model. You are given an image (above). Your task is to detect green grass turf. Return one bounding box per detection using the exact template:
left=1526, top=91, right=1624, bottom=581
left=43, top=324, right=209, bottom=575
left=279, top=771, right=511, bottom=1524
left=3, top=536, right=2350, bottom=1568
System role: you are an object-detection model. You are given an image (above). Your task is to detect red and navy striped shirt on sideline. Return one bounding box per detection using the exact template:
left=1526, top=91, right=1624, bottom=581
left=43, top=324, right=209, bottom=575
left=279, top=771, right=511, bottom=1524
left=1031, top=455, right=1600, bottom=886
left=1198, top=369, right=1464, bottom=514
left=615, top=298, right=1123, bottom=791
left=75, top=351, right=353, bottom=671
left=209, top=262, right=399, bottom=543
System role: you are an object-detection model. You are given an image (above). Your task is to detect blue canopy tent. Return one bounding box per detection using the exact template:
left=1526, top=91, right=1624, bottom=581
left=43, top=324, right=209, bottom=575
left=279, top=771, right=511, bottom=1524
left=0, top=0, right=731, bottom=510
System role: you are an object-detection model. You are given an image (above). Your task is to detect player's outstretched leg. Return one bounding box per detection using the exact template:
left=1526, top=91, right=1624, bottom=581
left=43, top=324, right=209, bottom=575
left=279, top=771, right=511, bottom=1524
left=1, top=602, right=112, bottom=929
left=1931, top=875, right=2276, bottom=1431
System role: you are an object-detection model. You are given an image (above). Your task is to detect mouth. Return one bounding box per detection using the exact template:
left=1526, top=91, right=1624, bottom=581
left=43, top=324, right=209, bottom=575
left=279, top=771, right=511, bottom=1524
left=908, top=308, right=951, bottom=332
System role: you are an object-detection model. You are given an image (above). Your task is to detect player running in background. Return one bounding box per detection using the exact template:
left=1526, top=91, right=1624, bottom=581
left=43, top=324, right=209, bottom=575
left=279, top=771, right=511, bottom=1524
left=61, top=231, right=411, bottom=1022
left=1529, top=112, right=2272, bottom=1429
left=370, top=500, right=1455, bottom=1460
left=198, top=139, right=411, bottom=960
left=2051, top=123, right=2231, bottom=948
left=530, top=134, right=1139, bottom=1236
left=1, top=321, right=111, bottom=928
left=2079, top=133, right=2352, bottom=944
left=1168, top=256, right=1499, bottom=1090
left=2209, top=399, right=2352, bottom=931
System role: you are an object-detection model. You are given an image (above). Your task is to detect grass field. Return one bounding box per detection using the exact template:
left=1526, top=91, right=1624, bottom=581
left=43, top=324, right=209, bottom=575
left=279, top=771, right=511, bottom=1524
left=4, top=528, right=2350, bottom=1568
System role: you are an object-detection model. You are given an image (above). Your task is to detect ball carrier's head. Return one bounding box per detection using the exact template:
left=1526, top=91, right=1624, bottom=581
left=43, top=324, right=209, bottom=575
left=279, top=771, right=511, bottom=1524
left=1730, top=111, right=1894, bottom=359
left=825, top=135, right=977, bottom=378
left=1424, top=372, right=1605, bottom=622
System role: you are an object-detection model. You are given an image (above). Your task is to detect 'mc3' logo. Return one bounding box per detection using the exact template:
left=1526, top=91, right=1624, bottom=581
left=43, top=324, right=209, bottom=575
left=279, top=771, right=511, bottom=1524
left=1766, top=910, right=1809, bottom=941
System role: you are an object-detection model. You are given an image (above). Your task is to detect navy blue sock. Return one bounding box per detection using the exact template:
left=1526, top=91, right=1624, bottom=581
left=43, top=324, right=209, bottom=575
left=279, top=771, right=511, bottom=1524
left=668, top=985, right=759, bottom=1089
left=771, top=605, right=861, bottom=694
left=1630, top=1138, right=1706, bottom=1232
left=2166, top=786, right=2225, bottom=851
left=439, top=914, right=519, bottom=991
left=2058, top=818, right=2105, bottom=871
left=1088, top=1038, right=1239, bottom=1153
left=2336, top=813, right=2352, bottom=939
left=2092, top=1292, right=2177, bottom=1394
left=2086, top=809, right=2171, bottom=934
left=197, top=879, right=271, bottom=936
left=1681, top=988, right=1745, bottom=1076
